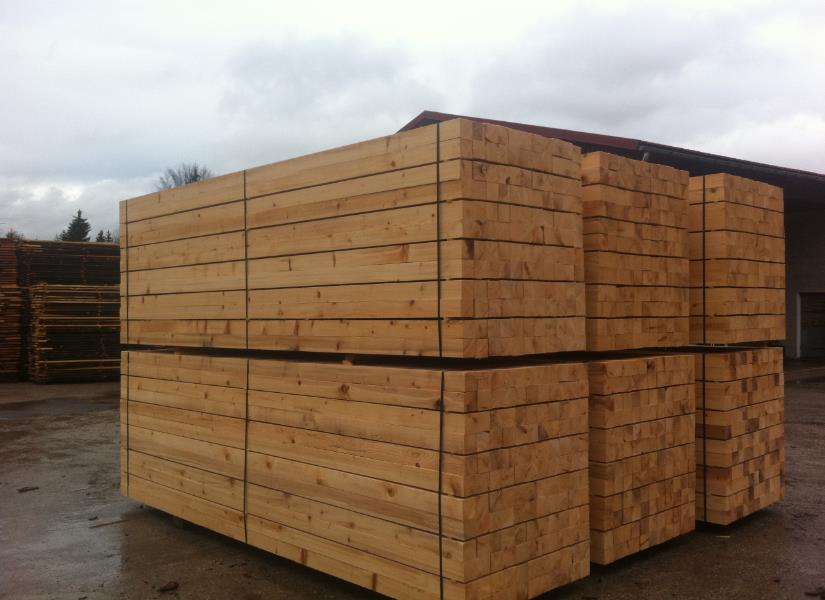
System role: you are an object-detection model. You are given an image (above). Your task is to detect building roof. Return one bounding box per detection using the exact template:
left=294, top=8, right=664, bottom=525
left=400, top=110, right=825, bottom=211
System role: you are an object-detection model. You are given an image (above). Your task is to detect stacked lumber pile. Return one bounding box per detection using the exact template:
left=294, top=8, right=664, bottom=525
left=694, top=347, right=784, bottom=525
left=0, top=238, right=18, bottom=284
left=28, top=284, right=120, bottom=383
left=117, top=117, right=789, bottom=592
left=1, top=240, right=24, bottom=379
left=17, top=240, right=119, bottom=286
left=0, top=240, right=121, bottom=383
left=122, top=350, right=591, bottom=599
left=581, top=152, right=690, bottom=351
left=120, top=118, right=586, bottom=358
left=588, top=354, right=695, bottom=564
left=688, top=174, right=785, bottom=344
left=119, top=119, right=597, bottom=598
left=0, top=285, right=24, bottom=379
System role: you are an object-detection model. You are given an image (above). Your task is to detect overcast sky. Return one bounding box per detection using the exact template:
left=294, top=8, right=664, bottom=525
left=1, top=0, right=823, bottom=239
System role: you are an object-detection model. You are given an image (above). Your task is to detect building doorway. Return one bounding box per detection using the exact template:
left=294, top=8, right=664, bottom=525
left=800, top=292, right=825, bottom=357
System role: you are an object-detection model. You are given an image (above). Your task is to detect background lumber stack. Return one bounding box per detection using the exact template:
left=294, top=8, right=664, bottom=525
left=688, top=174, right=785, bottom=344
left=122, top=351, right=591, bottom=599
left=0, top=285, right=25, bottom=380
left=581, top=152, right=690, bottom=351
left=587, top=354, right=695, bottom=564
left=694, top=347, right=784, bottom=525
left=0, top=238, right=18, bottom=284
left=120, top=118, right=586, bottom=358
left=17, top=240, right=119, bottom=286
left=0, top=240, right=23, bottom=379
left=28, top=284, right=120, bottom=383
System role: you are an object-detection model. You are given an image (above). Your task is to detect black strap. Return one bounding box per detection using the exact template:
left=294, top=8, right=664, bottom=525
left=244, top=170, right=249, bottom=350
left=242, top=171, right=251, bottom=541
left=435, top=122, right=446, bottom=599
left=125, top=350, right=130, bottom=496
left=701, top=176, right=708, bottom=521
left=124, top=200, right=130, bottom=496
left=243, top=358, right=250, bottom=542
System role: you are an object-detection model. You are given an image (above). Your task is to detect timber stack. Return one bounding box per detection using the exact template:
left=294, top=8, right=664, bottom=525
left=0, top=285, right=24, bottom=380
left=688, top=174, right=785, bottom=344
left=587, top=355, right=695, bottom=564
left=688, top=174, right=785, bottom=524
left=0, top=238, right=18, bottom=284
left=118, top=117, right=788, bottom=593
left=28, top=284, right=120, bottom=383
left=581, top=151, right=690, bottom=352
left=0, top=239, right=24, bottom=379
left=579, top=152, right=697, bottom=561
left=120, top=118, right=595, bottom=598
left=122, top=351, right=591, bottom=598
left=121, top=118, right=585, bottom=357
left=694, top=347, right=784, bottom=525
left=17, top=240, right=119, bottom=286
left=0, top=239, right=120, bottom=381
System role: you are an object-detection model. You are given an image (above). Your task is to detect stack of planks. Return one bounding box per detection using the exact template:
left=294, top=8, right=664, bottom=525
left=117, top=117, right=788, bottom=589
left=120, top=118, right=586, bottom=358
left=581, top=152, right=690, bottom=351
left=0, top=240, right=24, bottom=379
left=0, top=238, right=18, bottom=284
left=17, top=240, right=119, bottom=286
left=118, top=119, right=598, bottom=598
left=587, top=354, right=695, bottom=564
left=28, top=284, right=120, bottom=383
left=688, top=174, right=785, bottom=344
left=0, top=285, right=24, bottom=380
left=122, top=350, right=591, bottom=599
left=694, top=347, right=784, bottom=525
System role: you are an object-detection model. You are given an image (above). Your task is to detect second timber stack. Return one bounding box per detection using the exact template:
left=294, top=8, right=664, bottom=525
left=579, top=152, right=696, bottom=563
left=588, top=354, right=695, bottom=564
left=688, top=174, right=785, bottom=344
left=119, top=119, right=592, bottom=599
left=688, top=174, right=785, bottom=524
left=581, top=152, right=690, bottom=352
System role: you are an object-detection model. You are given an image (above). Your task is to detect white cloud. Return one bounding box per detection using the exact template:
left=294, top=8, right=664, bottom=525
left=0, top=176, right=153, bottom=240
left=0, top=0, right=823, bottom=239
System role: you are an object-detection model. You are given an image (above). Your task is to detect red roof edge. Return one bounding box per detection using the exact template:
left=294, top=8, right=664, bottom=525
left=399, top=110, right=641, bottom=152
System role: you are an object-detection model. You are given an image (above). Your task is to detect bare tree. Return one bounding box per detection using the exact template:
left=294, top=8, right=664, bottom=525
left=4, top=228, right=24, bottom=240
left=156, top=163, right=213, bottom=190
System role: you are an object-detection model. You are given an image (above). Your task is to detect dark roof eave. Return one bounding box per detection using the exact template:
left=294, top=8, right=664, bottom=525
left=639, top=141, right=825, bottom=184
left=399, top=110, right=640, bottom=152
left=400, top=110, right=825, bottom=185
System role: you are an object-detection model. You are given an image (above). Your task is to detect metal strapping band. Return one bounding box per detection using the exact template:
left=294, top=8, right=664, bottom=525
left=243, top=358, right=250, bottom=543
left=244, top=171, right=249, bottom=349
left=435, top=122, right=446, bottom=600
left=124, top=200, right=130, bottom=496
left=125, top=349, right=130, bottom=496
left=243, top=171, right=251, bottom=542
left=701, top=175, right=708, bottom=521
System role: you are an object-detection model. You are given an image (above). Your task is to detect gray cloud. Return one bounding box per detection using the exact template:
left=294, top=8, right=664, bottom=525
left=1, top=1, right=823, bottom=240
left=466, top=2, right=825, bottom=170
left=216, top=35, right=443, bottom=171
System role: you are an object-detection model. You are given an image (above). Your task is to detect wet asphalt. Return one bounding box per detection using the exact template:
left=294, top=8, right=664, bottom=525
left=0, top=377, right=822, bottom=600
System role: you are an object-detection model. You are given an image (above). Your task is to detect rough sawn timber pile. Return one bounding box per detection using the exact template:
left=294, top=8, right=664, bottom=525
left=694, top=347, right=784, bottom=525
left=120, top=119, right=586, bottom=358
left=122, top=351, right=591, bottom=599
left=581, top=152, right=690, bottom=351
left=587, top=354, right=695, bottom=564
